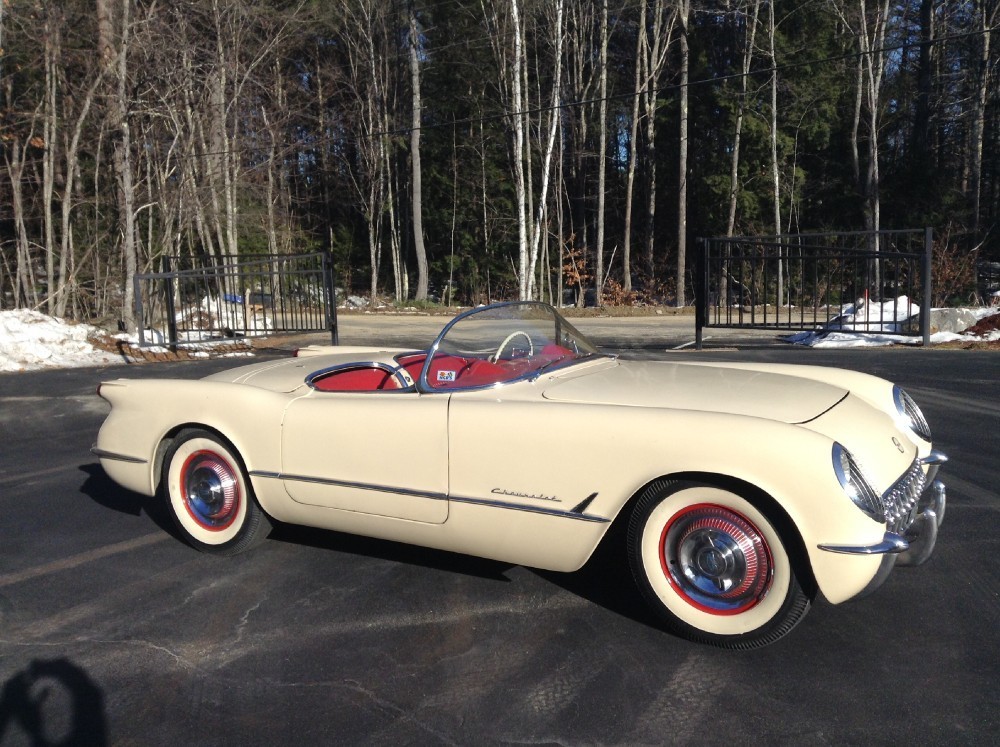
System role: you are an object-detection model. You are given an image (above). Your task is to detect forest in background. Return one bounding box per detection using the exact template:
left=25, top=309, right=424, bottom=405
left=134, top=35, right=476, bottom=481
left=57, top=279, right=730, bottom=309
left=0, top=0, right=997, bottom=329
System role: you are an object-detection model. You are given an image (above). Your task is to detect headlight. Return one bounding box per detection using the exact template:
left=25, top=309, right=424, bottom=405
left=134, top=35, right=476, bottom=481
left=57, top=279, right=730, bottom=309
left=893, top=386, right=931, bottom=441
left=832, top=443, right=884, bottom=522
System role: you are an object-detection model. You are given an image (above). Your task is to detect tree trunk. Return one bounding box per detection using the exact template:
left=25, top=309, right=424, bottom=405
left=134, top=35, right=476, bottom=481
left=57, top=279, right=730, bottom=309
left=5, top=135, right=40, bottom=309
left=594, top=0, right=608, bottom=305
left=643, top=1, right=674, bottom=285
left=526, top=0, right=564, bottom=300
left=675, top=0, right=690, bottom=307
left=970, top=1, right=996, bottom=235
left=622, top=0, right=648, bottom=292
left=409, top=1, right=428, bottom=301
left=727, top=1, right=760, bottom=237
left=42, top=11, right=59, bottom=314
left=768, top=0, right=782, bottom=308
left=509, top=0, right=530, bottom=299
left=57, top=70, right=103, bottom=317
left=98, top=0, right=138, bottom=331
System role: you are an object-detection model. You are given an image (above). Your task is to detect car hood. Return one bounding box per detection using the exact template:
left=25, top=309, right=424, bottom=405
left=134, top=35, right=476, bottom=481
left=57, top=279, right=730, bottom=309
left=542, top=360, right=848, bottom=424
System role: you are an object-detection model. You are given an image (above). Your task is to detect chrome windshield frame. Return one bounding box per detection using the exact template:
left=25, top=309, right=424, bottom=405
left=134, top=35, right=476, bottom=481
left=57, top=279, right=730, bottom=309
left=416, top=301, right=606, bottom=394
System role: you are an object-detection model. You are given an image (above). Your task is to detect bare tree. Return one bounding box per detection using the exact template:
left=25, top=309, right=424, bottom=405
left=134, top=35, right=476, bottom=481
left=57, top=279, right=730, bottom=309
left=641, top=1, right=675, bottom=284
left=622, top=0, right=648, bottom=292
left=726, top=0, right=761, bottom=237
left=526, top=0, right=564, bottom=300
left=341, top=0, right=400, bottom=302
left=509, top=0, right=529, bottom=299
left=409, top=1, right=429, bottom=300
left=833, top=0, right=892, bottom=253
left=594, top=0, right=608, bottom=304
left=564, top=0, right=597, bottom=305
left=675, top=0, right=690, bottom=307
left=97, top=0, right=138, bottom=330
left=970, top=0, right=998, bottom=235
left=767, top=0, right=783, bottom=307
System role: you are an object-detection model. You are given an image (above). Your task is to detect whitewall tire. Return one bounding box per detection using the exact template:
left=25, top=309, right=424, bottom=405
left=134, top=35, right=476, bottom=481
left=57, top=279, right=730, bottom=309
left=162, top=429, right=271, bottom=555
left=627, top=480, right=812, bottom=649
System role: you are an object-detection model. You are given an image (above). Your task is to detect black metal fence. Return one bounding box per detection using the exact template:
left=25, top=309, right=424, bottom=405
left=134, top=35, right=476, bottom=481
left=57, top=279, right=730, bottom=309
left=695, top=229, right=933, bottom=348
left=979, top=259, right=1000, bottom=304
left=134, top=252, right=339, bottom=347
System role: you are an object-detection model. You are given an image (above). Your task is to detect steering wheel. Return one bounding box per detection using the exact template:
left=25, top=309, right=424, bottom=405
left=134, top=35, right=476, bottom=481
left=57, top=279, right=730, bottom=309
left=492, top=331, right=534, bottom=362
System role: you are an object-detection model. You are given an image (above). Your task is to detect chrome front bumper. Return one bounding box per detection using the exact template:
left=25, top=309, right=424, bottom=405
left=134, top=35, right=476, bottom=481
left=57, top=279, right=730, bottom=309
left=819, top=479, right=946, bottom=563
left=896, top=479, right=946, bottom=566
left=818, top=479, right=946, bottom=598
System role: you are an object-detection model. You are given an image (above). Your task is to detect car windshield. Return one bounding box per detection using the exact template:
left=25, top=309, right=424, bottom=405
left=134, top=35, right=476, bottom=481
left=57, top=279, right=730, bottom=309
left=416, top=302, right=602, bottom=391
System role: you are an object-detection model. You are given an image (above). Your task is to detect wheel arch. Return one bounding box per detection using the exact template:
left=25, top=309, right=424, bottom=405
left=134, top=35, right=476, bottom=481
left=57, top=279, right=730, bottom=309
left=608, top=470, right=818, bottom=599
left=154, top=422, right=251, bottom=497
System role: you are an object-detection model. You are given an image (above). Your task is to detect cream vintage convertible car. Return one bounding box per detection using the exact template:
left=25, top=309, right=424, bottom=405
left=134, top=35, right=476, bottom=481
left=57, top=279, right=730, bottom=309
left=94, top=301, right=946, bottom=648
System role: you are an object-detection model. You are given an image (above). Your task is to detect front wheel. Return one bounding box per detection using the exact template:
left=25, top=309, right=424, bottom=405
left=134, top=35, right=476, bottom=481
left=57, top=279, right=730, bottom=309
left=162, top=429, right=272, bottom=556
left=627, top=480, right=812, bottom=649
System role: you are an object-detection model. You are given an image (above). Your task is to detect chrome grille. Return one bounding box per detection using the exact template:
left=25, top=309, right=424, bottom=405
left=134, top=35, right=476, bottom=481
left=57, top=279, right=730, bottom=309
left=883, top=460, right=927, bottom=532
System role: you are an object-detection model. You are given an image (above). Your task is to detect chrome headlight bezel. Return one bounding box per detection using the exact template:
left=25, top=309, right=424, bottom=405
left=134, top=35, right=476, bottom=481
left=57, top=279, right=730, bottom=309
left=832, top=443, right=885, bottom=522
left=893, top=386, right=931, bottom=442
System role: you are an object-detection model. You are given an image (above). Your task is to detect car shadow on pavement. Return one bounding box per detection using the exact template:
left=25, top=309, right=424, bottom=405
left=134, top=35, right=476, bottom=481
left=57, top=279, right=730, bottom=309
left=78, top=463, right=180, bottom=539
left=533, top=516, right=663, bottom=630
left=270, top=523, right=519, bottom=583
left=77, top=460, right=659, bottom=622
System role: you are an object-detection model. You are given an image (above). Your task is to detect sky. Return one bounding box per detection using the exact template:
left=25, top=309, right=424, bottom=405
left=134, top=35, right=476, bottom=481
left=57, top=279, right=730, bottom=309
left=1, top=300, right=998, bottom=373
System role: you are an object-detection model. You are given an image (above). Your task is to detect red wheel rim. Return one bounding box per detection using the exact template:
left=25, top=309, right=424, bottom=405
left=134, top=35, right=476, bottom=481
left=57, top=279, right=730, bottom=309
left=658, top=503, right=774, bottom=615
left=178, top=450, right=241, bottom=531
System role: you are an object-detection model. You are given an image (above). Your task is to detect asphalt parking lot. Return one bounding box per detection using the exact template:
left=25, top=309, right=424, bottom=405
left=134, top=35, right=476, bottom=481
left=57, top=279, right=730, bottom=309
left=1, top=317, right=998, bottom=745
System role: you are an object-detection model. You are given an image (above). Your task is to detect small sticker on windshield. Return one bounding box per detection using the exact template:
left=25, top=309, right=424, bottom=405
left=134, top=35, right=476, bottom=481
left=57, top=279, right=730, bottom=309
left=437, top=370, right=456, bottom=382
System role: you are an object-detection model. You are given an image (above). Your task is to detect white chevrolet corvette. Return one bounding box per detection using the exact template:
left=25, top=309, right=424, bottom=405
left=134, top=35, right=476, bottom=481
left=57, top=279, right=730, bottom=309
left=94, top=301, right=946, bottom=648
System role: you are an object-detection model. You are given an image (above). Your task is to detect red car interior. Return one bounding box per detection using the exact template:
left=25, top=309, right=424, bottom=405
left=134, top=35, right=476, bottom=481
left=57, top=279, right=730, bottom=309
left=310, top=344, right=575, bottom=393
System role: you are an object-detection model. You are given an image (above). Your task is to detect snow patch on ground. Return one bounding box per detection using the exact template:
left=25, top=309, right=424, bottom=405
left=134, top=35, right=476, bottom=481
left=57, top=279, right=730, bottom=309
left=0, top=310, right=124, bottom=372
left=784, top=297, right=999, bottom=348
left=0, top=309, right=256, bottom=372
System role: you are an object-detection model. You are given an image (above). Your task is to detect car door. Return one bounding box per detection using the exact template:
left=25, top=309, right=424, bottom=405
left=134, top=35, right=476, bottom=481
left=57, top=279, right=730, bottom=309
left=280, top=391, right=449, bottom=523
left=446, top=394, right=611, bottom=516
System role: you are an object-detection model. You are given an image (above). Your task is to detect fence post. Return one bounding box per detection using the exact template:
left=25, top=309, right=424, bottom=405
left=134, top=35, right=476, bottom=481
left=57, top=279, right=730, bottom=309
left=324, top=251, right=339, bottom=345
left=162, top=255, right=178, bottom=350
left=921, top=227, right=933, bottom=347
left=133, top=274, right=145, bottom=345
left=695, top=238, right=707, bottom=350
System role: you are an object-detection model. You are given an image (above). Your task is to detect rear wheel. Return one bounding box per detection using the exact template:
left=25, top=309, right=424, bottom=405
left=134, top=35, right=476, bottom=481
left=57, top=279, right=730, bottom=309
left=627, top=480, right=811, bottom=649
left=162, top=429, right=271, bottom=555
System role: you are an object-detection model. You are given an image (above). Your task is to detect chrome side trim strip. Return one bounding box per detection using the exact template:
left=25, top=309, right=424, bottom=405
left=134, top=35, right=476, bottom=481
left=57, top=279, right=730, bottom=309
left=250, top=471, right=609, bottom=523
left=250, top=471, right=446, bottom=502
left=818, top=532, right=909, bottom=556
left=91, top=446, right=148, bottom=464
left=449, top=495, right=609, bottom=523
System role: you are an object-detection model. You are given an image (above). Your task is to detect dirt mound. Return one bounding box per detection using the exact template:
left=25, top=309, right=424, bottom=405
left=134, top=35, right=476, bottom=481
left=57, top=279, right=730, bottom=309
left=963, top=312, right=1000, bottom=337
left=87, top=330, right=254, bottom=362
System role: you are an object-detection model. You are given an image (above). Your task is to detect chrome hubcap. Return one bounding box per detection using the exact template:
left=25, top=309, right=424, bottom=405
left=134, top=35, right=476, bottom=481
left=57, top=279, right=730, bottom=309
left=662, top=505, right=773, bottom=614
left=181, top=451, right=239, bottom=529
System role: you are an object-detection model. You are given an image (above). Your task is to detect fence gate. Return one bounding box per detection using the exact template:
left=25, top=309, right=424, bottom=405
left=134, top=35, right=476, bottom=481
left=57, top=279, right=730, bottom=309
left=695, top=229, right=933, bottom=349
left=134, top=252, right=339, bottom=348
